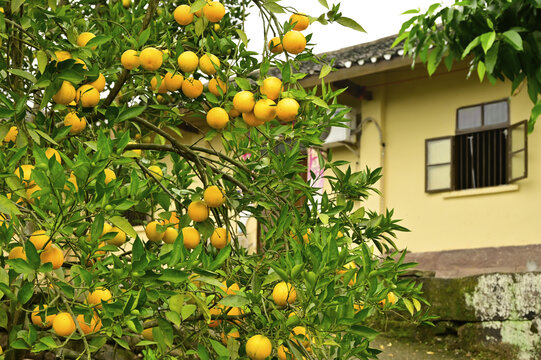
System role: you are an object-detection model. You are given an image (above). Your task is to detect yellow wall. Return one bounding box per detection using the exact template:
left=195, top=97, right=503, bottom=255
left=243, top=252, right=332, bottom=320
left=335, top=64, right=538, bottom=253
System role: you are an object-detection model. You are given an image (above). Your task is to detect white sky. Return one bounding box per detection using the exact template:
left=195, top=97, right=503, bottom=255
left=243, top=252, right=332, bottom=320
left=245, top=0, right=453, bottom=54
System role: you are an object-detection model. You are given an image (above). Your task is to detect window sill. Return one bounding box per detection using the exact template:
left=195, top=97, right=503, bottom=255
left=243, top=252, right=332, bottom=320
left=442, top=184, right=519, bottom=199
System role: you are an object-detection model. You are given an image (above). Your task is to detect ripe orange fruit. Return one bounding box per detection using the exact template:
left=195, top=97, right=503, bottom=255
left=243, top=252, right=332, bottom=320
left=277, top=345, right=289, bottom=360
left=209, top=306, right=224, bottom=328
left=229, top=108, right=241, bottom=118
left=220, top=281, right=240, bottom=296
left=53, top=312, right=76, bottom=337
left=177, top=51, right=199, bottom=73
left=3, top=126, right=18, bottom=143
left=208, top=78, right=227, bottom=96
left=182, top=78, right=203, bottom=98
left=204, top=185, right=226, bottom=207
left=76, top=84, right=100, bottom=107
left=89, top=73, right=106, bottom=92
left=242, top=112, right=264, bottom=127
left=150, top=75, right=168, bottom=94
left=337, top=261, right=357, bottom=286
left=268, top=37, right=283, bottom=54
left=276, top=98, right=300, bottom=122
left=221, top=330, right=240, bottom=345
left=272, top=282, right=297, bottom=306
left=139, top=47, right=163, bottom=71
left=379, top=291, right=398, bottom=306
left=103, top=169, right=116, bottom=184
left=282, top=30, right=306, bottom=54
left=142, top=327, right=154, bottom=340
left=87, top=287, right=112, bottom=309
left=77, top=32, right=96, bottom=49
left=210, top=228, right=230, bottom=249
left=187, top=200, right=209, bottom=222
left=163, top=212, right=180, bottom=229
left=261, top=77, right=282, bottom=101
left=203, top=1, right=225, bottom=22
left=164, top=72, right=184, bottom=91
left=199, top=53, right=220, bottom=75
left=121, top=49, right=140, bottom=70
left=233, top=91, right=255, bottom=113
left=107, top=227, right=126, bottom=246
left=246, top=335, right=272, bottom=360
left=8, top=246, right=26, bottom=260
left=289, top=13, right=310, bottom=31
left=75, top=58, right=88, bottom=69
left=147, top=165, right=163, bottom=180
left=14, top=164, right=35, bottom=186
left=227, top=306, right=243, bottom=325
left=31, top=305, right=56, bottom=328
left=54, top=50, right=72, bottom=62
left=290, top=326, right=311, bottom=349
left=174, top=4, right=194, bottom=25
left=40, top=244, right=64, bottom=269
left=45, top=148, right=62, bottom=163
left=122, top=0, right=131, bottom=7
left=206, top=107, right=229, bottom=130
left=163, top=227, right=178, bottom=244
left=64, top=112, right=86, bottom=134
left=65, top=172, right=79, bottom=190
left=181, top=227, right=200, bottom=249
left=26, top=184, right=41, bottom=204
left=52, top=81, right=76, bottom=105
left=146, top=221, right=165, bottom=242
left=30, top=230, right=51, bottom=250
left=77, top=313, right=102, bottom=334
left=254, top=99, right=276, bottom=122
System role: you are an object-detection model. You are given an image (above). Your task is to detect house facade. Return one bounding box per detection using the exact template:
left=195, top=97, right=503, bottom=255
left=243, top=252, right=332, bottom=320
left=302, top=36, right=539, bottom=277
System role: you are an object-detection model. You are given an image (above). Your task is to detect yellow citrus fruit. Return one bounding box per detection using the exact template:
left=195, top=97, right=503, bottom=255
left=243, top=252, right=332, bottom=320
left=272, top=281, right=297, bottom=306
left=199, top=53, right=220, bottom=75
left=104, top=169, right=116, bottom=184
left=125, top=141, right=142, bottom=157
left=89, top=73, right=106, bottom=92
left=210, top=228, right=230, bottom=249
left=150, top=75, right=168, bottom=94
left=164, top=72, right=184, bottom=91
left=182, top=78, right=203, bottom=98
left=203, top=1, right=225, bottom=22
left=26, top=184, right=41, bottom=204
left=142, top=327, right=154, bottom=340
left=204, top=185, right=226, bottom=207
left=187, top=200, right=209, bottom=222
left=3, top=126, right=18, bottom=143
left=379, top=291, right=398, bottom=306
left=277, top=345, right=289, bottom=360
left=31, top=305, right=56, bottom=328
left=276, top=98, right=300, bottom=122
left=354, top=303, right=364, bottom=313
left=221, top=281, right=240, bottom=295
left=209, top=306, right=223, bottom=328
left=177, top=51, right=199, bottom=73
left=233, top=91, right=255, bottom=113
left=229, top=108, right=241, bottom=118
left=214, top=24, right=221, bottom=31
left=283, top=30, right=306, bottom=55
left=77, top=313, right=102, bottom=334
left=40, top=244, right=64, bottom=269
left=260, top=77, right=282, bottom=101
left=208, top=78, right=227, bottom=96
left=163, top=227, right=178, bottom=244
left=147, top=165, right=163, bottom=180
left=206, top=107, right=229, bottom=130
left=246, top=335, right=272, bottom=360
left=242, top=112, right=264, bottom=127
left=53, top=312, right=76, bottom=337
left=290, top=326, right=311, bottom=349
left=76, top=84, right=100, bottom=107
left=221, top=330, right=240, bottom=345
left=289, top=13, right=310, bottom=31
left=77, top=32, right=96, bottom=49
left=8, top=246, right=26, bottom=260
left=52, top=81, right=76, bottom=105
left=181, top=227, right=200, bottom=249
left=54, top=50, right=72, bottom=62
left=227, top=306, right=243, bottom=325
left=268, top=37, right=283, bottom=54
left=139, top=47, right=163, bottom=71
left=164, top=211, right=180, bottom=229
left=107, top=227, right=126, bottom=246
left=45, top=148, right=61, bottom=163
left=122, top=0, right=131, bottom=7
left=64, top=112, right=86, bottom=134
left=121, top=49, right=140, bottom=70
left=145, top=221, right=164, bottom=242
left=174, top=5, right=194, bottom=25
left=75, top=58, right=88, bottom=69
left=87, top=287, right=112, bottom=309
left=30, top=230, right=51, bottom=250
left=337, top=261, right=357, bottom=286
left=254, top=99, right=276, bottom=122
left=15, top=165, right=35, bottom=186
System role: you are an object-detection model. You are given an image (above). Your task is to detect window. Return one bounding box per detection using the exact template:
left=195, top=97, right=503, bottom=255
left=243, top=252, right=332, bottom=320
left=425, top=100, right=527, bottom=193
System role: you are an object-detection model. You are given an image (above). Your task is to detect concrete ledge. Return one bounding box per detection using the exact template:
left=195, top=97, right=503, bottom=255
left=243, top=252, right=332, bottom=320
left=442, top=184, right=519, bottom=199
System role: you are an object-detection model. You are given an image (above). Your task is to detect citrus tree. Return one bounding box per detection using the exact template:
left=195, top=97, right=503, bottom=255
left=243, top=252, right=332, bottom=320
left=0, top=0, right=430, bottom=359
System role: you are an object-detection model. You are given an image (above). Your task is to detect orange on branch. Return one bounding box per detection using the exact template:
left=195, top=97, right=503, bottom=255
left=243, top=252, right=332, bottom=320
left=203, top=1, right=225, bottom=23
left=204, top=185, right=226, bottom=207
left=242, top=112, right=265, bottom=127
left=8, top=246, right=26, bottom=260
left=199, top=53, right=220, bottom=75
left=276, top=98, right=300, bottom=122
left=31, top=305, right=56, bottom=328
left=246, top=335, right=272, bottom=360
left=64, top=112, right=86, bottom=134
left=272, top=281, right=297, bottom=306
left=260, top=77, right=282, bottom=101
left=53, top=312, right=76, bottom=337
left=150, top=75, right=168, bottom=94
left=208, top=78, right=227, bottom=96
left=45, top=148, right=62, bottom=163
left=289, top=13, right=310, bottom=31
left=164, top=72, right=184, bottom=91
left=121, top=49, right=140, bottom=70
left=254, top=99, right=276, bottom=122
left=177, top=51, right=199, bottom=73
left=30, top=230, right=51, bottom=250
left=86, top=287, right=112, bottom=309
left=139, top=47, right=163, bottom=71
left=77, top=32, right=96, bottom=49
left=174, top=5, right=194, bottom=25
left=210, top=227, right=231, bottom=249
left=77, top=313, right=102, bottom=335
left=206, top=107, right=229, bottom=130
left=89, top=73, right=106, bottom=92
left=233, top=91, right=255, bottom=113
left=187, top=200, right=209, bottom=222
left=182, top=78, right=203, bottom=98
left=268, top=37, right=283, bottom=53
left=40, top=244, right=64, bottom=269
left=283, top=30, right=306, bottom=54
left=163, top=227, right=178, bottom=244
left=52, top=81, right=76, bottom=105
left=181, top=227, right=200, bottom=249
left=146, top=221, right=165, bottom=242
left=3, top=126, right=18, bottom=143
left=76, top=84, right=100, bottom=107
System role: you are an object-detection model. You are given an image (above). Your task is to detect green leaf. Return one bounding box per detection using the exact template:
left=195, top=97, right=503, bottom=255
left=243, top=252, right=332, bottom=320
left=138, top=28, right=151, bottom=47
left=480, top=31, right=496, bottom=53
left=181, top=304, right=197, bottom=320
left=109, top=216, right=137, bottom=238
left=263, top=1, right=285, bottom=13
left=35, top=129, right=58, bottom=145
left=190, top=0, right=206, bottom=12
left=309, top=96, right=329, bottom=109
left=209, top=338, right=229, bottom=357
left=159, top=269, right=188, bottom=284
left=210, top=246, right=231, bottom=271
left=318, top=0, right=329, bottom=8
left=36, top=51, right=48, bottom=74
left=86, top=35, right=111, bottom=48
left=412, top=298, right=422, bottom=312
left=461, top=36, right=480, bottom=58
left=0, top=194, right=21, bottom=216
left=349, top=325, right=378, bottom=340
left=165, top=311, right=181, bottom=326
left=58, top=69, right=84, bottom=84
left=427, top=49, right=439, bottom=76
left=0, top=108, right=15, bottom=118
left=319, top=64, right=332, bottom=79
left=318, top=213, right=329, bottom=224
left=11, top=0, right=25, bottom=13
left=402, top=298, right=415, bottom=315
left=502, top=30, right=523, bottom=51
left=118, top=106, right=146, bottom=122
left=114, top=337, right=131, bottom=350
left=8, top=69, right=37, bottom=83
left=235, top=29, right=248, bottom=46
left=477, top=61, right=486, bottom=81
left=218, top=295, right=250, bottom=307
left=6, top=259, right=34, bottom=275
left=17, top=281, right=33, bottom=304
left=336, top=17, right=365, bottom=33
left=234, top=78, right=252, bottom=91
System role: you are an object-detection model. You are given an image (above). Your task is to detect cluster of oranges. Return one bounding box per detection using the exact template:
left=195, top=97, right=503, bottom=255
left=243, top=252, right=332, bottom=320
left=268, top=13, right=310, bottom=55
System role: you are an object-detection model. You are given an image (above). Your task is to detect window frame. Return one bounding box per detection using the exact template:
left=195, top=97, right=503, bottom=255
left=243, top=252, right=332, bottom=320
left=425, top=135, right=455, bottom=193
left=508, top=120, right=528, bottom=182
left=455, top=98, right=510, bottom=135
